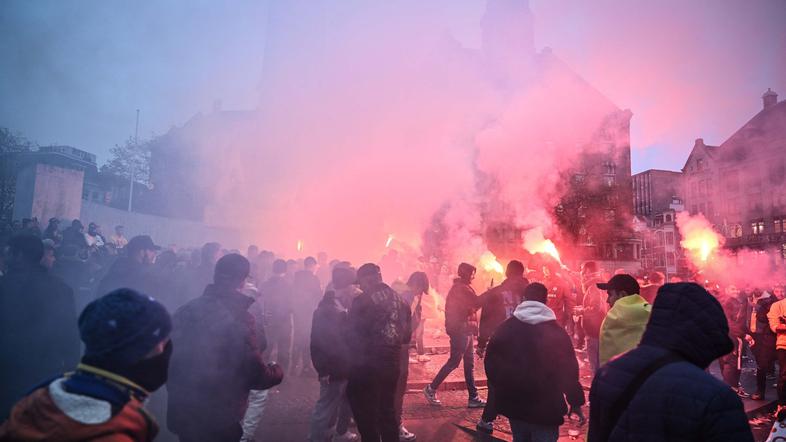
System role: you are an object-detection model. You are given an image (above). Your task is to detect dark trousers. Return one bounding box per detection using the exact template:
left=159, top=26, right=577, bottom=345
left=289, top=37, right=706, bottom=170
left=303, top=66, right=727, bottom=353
left=347, top=356, right=401, bottom=442
left=264, top=319, right=293, bottom=372
left=752, top=333, right=776, bottom=396
left=291, top=322, right=313, bottom=374
left=719, top=337, right=742, bottom=388
left=394, top=346, right=410, bottom=426
left=778, top=349, right=786, bottom=405
left=429, top=332, right=477, bottom=398
left=481, top=384, right=498, bottom=422
left=178, top=422, right=243, bottom=442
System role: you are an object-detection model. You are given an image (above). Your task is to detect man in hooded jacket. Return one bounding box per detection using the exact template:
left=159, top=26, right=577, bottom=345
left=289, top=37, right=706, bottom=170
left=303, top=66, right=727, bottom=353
left=588, top=283, right=753, bottom=442
left=167, top=254, right=284, bottom=442
left=484, top=283, right=585, bottom=442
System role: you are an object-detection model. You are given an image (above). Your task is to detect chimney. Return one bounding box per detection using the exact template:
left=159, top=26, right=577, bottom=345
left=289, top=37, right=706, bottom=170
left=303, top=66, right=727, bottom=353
left=763, top=88, right=778, bottom=110
left=694, top=138, right=705, bottom=148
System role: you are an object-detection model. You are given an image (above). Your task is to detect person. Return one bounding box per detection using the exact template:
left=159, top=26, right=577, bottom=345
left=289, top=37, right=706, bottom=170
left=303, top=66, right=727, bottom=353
left=749, top=289, right=777, bottom=400
left=423, top=263, right=486, bottom=408
left=62, top=219, right=87, bottom=249
left=0, top=235, right=81, bottom=419
left=0, top=289, right=172, bottom=441
left=40, top=238, right=56, bottom=269
left=51, top=244, right=93, bottom=312
left=42, top=217, right=62, bottom=244
left=588, top=283, right=753, bottom=441
left=84, top=222, right=105, bottom=249
left=184, top=242, right=222, bottom=298
left=768, top=293, right=786, bottom=411
left=109, top=225, right=129, bottom=249
left=484, top=283, right=585, bottom=442
left=96, top=235, right=160, bottom=296
left=292, top=256, right=322, bottom=376
left=639, top=271, right=664, bottom=304
left=476, top=260, right=529, bottom=434
left=717, top=285, right=751, bottom=397
left=20, top=218, right=41, bottom=237
left=346, top=263, right=411, bottom=442
left=580, top=261, right=606, bottom=373
left=167, top=254, right=284, bottom=442
left=260, top=259, right=294, bottom=373
left=394, top=272, right=431, bottom=442
left=309, top=267, right=359, bottom=442
left=597, top=274, right=651, bottom=366
left=543, top=265, right=574, bottom=333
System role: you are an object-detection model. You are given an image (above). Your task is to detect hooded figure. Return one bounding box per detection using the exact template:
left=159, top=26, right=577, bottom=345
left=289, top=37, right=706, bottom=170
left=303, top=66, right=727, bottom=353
left=588, top=283, right=753, bottom=442
left=0, top=289, right=172, bottom=442
left=484, top=283, right=585, bottom=441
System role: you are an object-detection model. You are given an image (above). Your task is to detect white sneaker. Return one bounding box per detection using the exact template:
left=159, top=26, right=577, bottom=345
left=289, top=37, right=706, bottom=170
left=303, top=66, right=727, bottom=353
left=399, top=425, right=417, bottom=441
left=417, top=354, right=431, bottom=362
left=334, top=430, right=359, bottom=441
left=408, top=356, right=419, bottom=364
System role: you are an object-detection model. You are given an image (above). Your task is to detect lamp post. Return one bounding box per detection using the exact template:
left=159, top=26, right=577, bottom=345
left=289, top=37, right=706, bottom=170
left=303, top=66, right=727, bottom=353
left=128, top=109, right=139, bottom=212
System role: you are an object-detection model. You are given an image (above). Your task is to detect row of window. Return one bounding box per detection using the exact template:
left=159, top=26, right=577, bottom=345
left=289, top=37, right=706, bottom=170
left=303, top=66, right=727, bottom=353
left=726, top=217, right=786, bottom=238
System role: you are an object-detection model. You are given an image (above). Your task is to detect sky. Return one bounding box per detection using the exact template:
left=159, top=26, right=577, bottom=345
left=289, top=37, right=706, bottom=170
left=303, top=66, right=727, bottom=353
left=0, top=0, right=784, bottom=173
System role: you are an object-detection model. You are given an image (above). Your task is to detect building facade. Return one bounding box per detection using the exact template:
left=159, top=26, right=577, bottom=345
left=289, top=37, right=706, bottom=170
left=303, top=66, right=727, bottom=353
left=682, top=89, right=786, bottom=255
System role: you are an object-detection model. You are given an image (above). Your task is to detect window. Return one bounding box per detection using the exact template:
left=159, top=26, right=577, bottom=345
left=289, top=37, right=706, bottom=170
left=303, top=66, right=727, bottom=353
left=707, top=202, right=714, bottom=217
left=699, top=203, right=706, bottom=214
left=656, top=231, right=665, bottom=247
left=666, top=231, right=675, bottom=246
left=782, top=244, right=786, bottom=260
left=696, top=158, right=704, bottom=171
left=725, top=170, right=740, bottom=192
left=603, top=161, right=617, bottom=175
left=691, top=205, right=698, bottom=215
left=604, top=175, right=616, bottom=187
left=730, top=224, right=743, bottom=238
left=666, top=252, right=676, bottom=266
left=775, top=217, right=786, bottom=233
left=752, top=220, right=765, bottom=235
left=665, top=214, right=672, bottom=223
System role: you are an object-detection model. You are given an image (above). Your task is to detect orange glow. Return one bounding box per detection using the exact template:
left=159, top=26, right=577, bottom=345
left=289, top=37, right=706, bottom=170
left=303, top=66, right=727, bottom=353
left=385, top=234, right=394, bottom=248
left=523, top=228, right=563, bottom=265
left=297, top=240, right=304, bottom=252
left=479, top=250, right=504, bottom=275
left=677, top=212, right=723, bottom=266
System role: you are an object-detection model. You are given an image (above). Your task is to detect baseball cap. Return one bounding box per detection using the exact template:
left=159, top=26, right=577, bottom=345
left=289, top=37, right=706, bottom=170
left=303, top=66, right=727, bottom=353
left=597, top=274, right=640, bottom=295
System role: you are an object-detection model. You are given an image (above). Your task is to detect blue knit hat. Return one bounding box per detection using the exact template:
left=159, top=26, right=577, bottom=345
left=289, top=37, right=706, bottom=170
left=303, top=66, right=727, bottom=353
left=79, top=288, right=171, bottom=368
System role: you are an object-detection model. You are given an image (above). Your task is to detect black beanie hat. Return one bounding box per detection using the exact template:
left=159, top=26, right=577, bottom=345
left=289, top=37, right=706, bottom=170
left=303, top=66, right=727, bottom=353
left=79, top=288, right=171, bottom=369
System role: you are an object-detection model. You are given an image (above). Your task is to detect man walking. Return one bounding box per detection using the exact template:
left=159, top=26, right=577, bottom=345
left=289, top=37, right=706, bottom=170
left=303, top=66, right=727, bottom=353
left=423, top=263, right=486, bottom=408
left=484, top=283, right=585, bottom=442
left=346, top=263, right=411, bottom=442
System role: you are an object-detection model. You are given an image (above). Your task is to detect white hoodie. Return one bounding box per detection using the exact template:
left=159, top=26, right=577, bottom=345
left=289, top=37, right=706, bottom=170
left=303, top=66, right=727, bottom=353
left=513, top=300, right=557, bottom=325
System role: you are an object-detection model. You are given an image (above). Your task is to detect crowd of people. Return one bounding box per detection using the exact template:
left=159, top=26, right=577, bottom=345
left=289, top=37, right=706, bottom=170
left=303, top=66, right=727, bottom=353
left=0, top=217, right=781, bottom=441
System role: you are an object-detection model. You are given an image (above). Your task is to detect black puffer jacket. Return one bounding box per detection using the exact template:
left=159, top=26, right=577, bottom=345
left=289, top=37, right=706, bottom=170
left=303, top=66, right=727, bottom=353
left=588, top=283, right=753, bottom=442
left=478, top=276, right=529, bottom=350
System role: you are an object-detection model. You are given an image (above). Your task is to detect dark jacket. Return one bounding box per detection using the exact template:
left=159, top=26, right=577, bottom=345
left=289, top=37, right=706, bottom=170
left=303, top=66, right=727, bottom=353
left=259, top=275, right=293, bottom=328
left=445, top=278, right=482, bottom=336
left=311, top=291, right=351, bottom=380
left=721, top=294, right=748, bottom=339
left=167, top=284, right=283, bottom=433
left=485, top=301, right=584, bottom=426
left=478, top=276, right=529, bottom=350
left=0, top=264, right=80, bottom=419
left=96, top=257, right=155, bottom=298
left=348, top=282, right=411, bottom=371
left=749, top=292, right=777, bottom=336
left=588, top=283, right=753, bottom=442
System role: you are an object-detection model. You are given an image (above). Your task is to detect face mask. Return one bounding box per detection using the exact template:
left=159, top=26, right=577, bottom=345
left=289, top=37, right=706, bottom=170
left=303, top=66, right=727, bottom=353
left=120, top=341, right=173, bottom=393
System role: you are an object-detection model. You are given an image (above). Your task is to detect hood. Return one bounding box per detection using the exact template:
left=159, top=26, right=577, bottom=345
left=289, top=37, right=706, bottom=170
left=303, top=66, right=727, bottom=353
left=513, top=300, right=557, bottom=325
left=640, top=282, right=734, bottom=368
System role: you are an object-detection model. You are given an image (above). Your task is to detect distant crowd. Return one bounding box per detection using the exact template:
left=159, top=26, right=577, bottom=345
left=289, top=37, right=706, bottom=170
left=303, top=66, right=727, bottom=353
left=0, top=218, right=779, bottom=441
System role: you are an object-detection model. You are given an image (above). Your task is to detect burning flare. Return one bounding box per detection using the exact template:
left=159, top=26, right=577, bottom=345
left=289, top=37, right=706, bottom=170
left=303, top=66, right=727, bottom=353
left=385, top=234, right=394, bottom=248
left=676, top=212, right=723, bottom=265
left=479, top=250, right=504, bottom=275
left=297, top=240, right=304, bottom=252
left=523, top=228, right=563, bottom=265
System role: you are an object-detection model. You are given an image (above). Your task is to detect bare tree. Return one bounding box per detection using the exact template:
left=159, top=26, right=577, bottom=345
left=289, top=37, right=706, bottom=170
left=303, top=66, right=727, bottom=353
left=0, top=128, right=34, bottom=225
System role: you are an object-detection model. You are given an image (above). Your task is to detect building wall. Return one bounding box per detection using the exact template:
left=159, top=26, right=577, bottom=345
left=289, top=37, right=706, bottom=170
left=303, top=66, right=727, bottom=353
left=13, top=163, right=84, bottom=222
left=633, top=170, right=682, bottom=218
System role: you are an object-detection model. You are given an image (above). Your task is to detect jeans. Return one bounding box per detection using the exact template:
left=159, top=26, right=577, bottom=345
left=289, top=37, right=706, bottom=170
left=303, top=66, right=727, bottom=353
left=481, top=384, right=498, bottom=422
left=394, top=346, right=410, bottom=426
left=586, top=337, right=599, bottom=373
left=240, top=389, right=269, bottom=442
left=509, top=420, right=559, bottom=442
left=752, top=333, right=776, bottom=396
left=778, top=349, right=786, bottom=405
left=347, top=351, right=401, bottom=442
left=719, top=337, right=742, bottom=388
left=429, top=333, right=478, bottom=398
left=264, top=318, right=293, bottom=372
left=309, top=379, right=353, bottom=441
